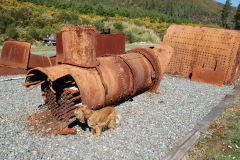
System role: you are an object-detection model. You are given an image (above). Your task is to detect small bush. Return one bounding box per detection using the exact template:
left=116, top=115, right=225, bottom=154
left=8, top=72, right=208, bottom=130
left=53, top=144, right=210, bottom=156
left=81, top=18, right=91, bottom=25
left=6, top=24, right=19, bottom=39
left=113, top=22, right=124, bottom=32
left=92, top=20, right=104, bottom=31
left=126, top=31, right=136, bottom=43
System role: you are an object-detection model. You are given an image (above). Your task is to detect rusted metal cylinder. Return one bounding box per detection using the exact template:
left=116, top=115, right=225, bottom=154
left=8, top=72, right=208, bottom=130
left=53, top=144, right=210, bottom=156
left=24, top=46, right=172, bottom=124
left=61, top=26, right=97, bottom=67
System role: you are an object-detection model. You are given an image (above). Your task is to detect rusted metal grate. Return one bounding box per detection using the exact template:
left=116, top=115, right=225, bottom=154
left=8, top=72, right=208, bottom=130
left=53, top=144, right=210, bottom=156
left=163, top=25, right=240, bottom=85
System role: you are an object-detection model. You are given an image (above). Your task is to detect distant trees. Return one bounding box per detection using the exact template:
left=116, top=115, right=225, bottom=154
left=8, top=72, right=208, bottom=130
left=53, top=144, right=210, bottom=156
left=234, top=4, right=240, bottom=29
left=221, top=0, right=232, bottom=28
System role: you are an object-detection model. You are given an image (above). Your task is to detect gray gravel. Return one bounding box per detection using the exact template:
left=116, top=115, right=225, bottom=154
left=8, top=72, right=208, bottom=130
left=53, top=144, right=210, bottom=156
left=0, top=75, right=234, bottom=160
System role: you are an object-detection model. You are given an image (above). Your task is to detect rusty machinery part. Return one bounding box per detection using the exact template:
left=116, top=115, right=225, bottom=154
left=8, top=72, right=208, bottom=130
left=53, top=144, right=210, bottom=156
left=0, top=41, right=31, bottom=69
left=24, top=46, right=173, bottom=130
left=163, top=24, right=240, bottom=85
left=59, top=26, right=97, bottom=67
left=126, top=48, right=162, bottom=93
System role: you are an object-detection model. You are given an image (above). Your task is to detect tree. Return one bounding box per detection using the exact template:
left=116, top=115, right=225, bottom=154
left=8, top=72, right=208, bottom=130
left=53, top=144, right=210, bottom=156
left=235, top=4, right=240, bottom=30
left=221, top=0, right=232, bottom=28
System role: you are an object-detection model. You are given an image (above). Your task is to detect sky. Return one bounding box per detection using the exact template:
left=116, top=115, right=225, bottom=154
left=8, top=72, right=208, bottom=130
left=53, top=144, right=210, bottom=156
left=215, top=0, right=240, bottom=7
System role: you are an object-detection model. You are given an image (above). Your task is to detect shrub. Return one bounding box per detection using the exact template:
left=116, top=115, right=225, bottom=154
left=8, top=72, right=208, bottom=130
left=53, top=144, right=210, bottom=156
left=29, top=28, right=39, bottom=40
left=6, top=24, right=19, bottom=39
left=113, top=22, right=124, bottom=32
left=41, top=26, right=52, bottom=36
left=126, top=31, right=136, bottom=43
left=92, top=19, right=104, bottom=31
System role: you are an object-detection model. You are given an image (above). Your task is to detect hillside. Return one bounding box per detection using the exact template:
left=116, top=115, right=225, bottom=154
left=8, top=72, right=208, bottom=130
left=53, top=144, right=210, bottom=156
left=0, top=0, right=231, bottom=44
left=19, top=0, right=225, bottom=24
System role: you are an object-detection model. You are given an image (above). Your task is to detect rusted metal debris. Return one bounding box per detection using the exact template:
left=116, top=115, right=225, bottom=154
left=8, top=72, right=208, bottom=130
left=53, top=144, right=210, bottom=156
left=191, top=67, right=225, bottom=86
left=163, top=24, right=240, bottom=85
left=24, top=25, right=173, bottom=134
left=0, top=41, right=56, bottom=76
left=27, top=109, right=77, bottom=135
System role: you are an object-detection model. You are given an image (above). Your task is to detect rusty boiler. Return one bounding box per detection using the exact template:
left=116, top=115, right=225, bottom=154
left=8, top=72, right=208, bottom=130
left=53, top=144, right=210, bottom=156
left=163, top=24, right=240, bottom=86
left=24, top=25, right=173, bottom=134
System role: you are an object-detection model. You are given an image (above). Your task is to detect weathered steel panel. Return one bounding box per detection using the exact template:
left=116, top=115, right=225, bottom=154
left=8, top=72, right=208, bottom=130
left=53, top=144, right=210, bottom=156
left=191, top=67, right=225, bottom=86
left=163, top=24, right=240, bottom=85
left=95, top=33, right=125, bottom=57
left=1, top=41, right=31, bottom=69
left=60, top=26, right=97, bottom=67
left=28, top=54, right=55, bottom=68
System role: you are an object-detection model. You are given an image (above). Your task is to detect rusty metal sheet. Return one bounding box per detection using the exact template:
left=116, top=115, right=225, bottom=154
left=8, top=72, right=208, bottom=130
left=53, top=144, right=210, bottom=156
left=191, top=67, right=225, bottom=86
left=0, top=65, right=27, bottom=76
left=0, top=41, right=31, bottom=69
left=60, top=26, right=97, bottom=67
left=95, top=33, right=125, bottom=57
left=28, top=54, right=55, bottom=68
left=163, top=24, right=240, bottom=85
left=56, top=32, right=63, bottom=63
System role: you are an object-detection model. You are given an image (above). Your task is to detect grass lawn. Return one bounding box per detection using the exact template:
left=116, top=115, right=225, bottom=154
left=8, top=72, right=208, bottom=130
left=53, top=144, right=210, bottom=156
left=183, top=85, right=240, bottom=160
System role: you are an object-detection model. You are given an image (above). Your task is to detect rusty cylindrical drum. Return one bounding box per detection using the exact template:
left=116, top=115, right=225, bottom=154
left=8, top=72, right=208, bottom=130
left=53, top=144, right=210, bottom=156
left=61, top=26, right=97, bottom=67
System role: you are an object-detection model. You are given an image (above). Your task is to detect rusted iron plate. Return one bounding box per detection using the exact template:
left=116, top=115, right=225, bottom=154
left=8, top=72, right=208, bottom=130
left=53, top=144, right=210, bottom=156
left=163, top=24, right=240, bottom=85
left=0, top=65, right=27, bottom=76
left=191, top=67, right=225, bottom=86
left=1, top=41, right=31, bottom=69
left=60, top=26, right=97, bottom=67
left=28, top=54, right=55, bottom=68
left=95, top=33, right=125, bottom=57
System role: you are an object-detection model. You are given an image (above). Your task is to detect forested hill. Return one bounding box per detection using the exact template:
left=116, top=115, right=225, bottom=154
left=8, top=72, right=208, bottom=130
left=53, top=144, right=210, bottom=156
left=0, top=0, right=233, bottom=44
left=19, top=0, right=225, bottom=24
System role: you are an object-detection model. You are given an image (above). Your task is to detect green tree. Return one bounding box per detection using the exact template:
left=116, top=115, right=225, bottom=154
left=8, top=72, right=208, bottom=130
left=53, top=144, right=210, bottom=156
left=235, top=4, right=240, bottom=30
left=221, top=0, right=232, bottom=28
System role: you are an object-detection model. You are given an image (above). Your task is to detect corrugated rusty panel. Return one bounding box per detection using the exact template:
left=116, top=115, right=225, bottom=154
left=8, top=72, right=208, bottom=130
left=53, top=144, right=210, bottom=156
left=191, top=67, right=225, bottom=86
left=28, top=54, right=54, bottom=68
left=1, top=41, right=31, bottom=69
left=60, top=26, right=97, bottom=67
left=95, top=33, right=125, bottom=56
left=163, top=24, right=240, bottom=85
left=0, top=65, right=27, bottom=76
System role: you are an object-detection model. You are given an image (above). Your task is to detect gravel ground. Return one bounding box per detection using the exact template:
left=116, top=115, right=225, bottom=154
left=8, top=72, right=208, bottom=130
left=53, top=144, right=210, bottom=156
left=0, top=75, right=234, bottom=160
